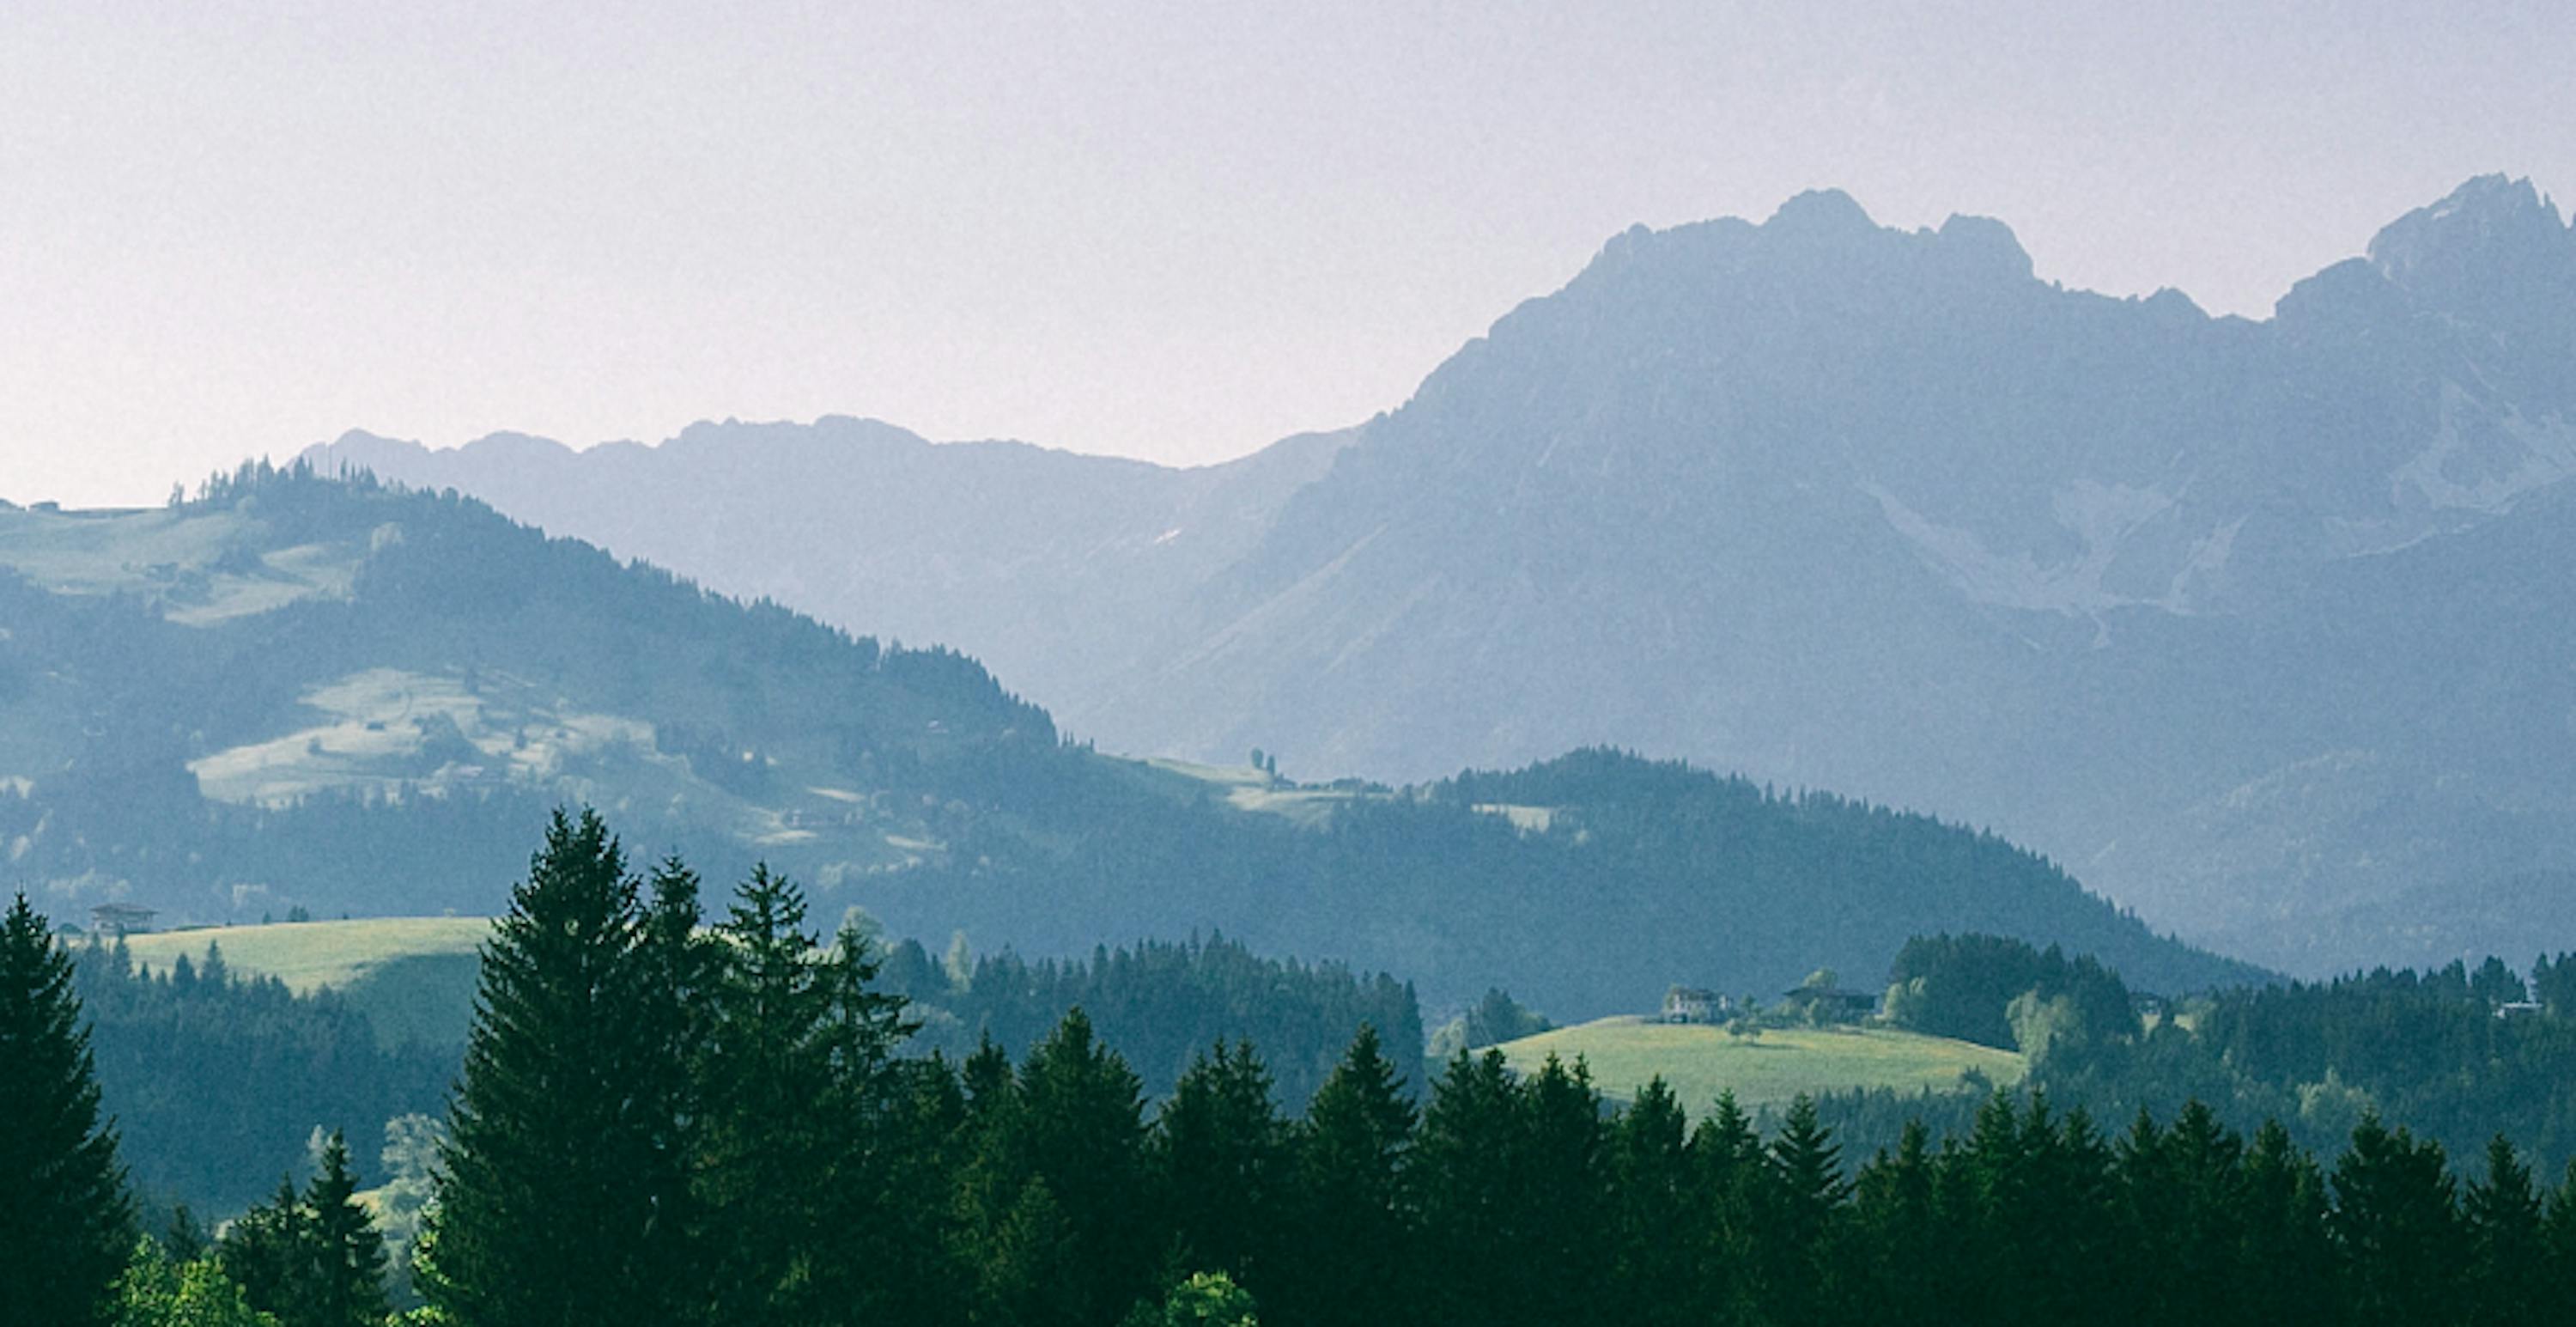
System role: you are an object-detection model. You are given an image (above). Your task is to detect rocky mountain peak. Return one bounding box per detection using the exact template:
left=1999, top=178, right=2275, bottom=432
left=2366, top=174, right=2575, bottom=320
left=1765, top=186, right=1878, bottom=236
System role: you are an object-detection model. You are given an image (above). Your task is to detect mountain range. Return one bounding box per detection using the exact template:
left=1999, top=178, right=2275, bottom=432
left=307, top=174, right=2576, bottom=976
left=0, top=469, right=2253, bottom=1017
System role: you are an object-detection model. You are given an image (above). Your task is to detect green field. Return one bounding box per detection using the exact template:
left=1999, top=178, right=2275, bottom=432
left=1491, top=1016, right=2024, bottom=1114
left=126, top=917, right=491, bottom=1049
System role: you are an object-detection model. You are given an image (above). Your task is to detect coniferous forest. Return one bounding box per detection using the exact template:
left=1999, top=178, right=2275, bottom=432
left=10, top=811, right=2576, bottom=1325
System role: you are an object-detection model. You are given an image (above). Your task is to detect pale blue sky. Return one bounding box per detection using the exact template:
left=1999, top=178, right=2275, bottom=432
left=4, top=1, right=2569, bottom=506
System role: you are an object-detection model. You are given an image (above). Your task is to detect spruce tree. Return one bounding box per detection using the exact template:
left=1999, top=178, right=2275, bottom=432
left=2463, top=1135, right=2548, bottom=1323
left=1685, top=1091, right=1767, bottom=1325
left=1151, top=1040, right=1287, bottom=1287
left=217, top=1176, right=309, bottom=1316
left=1606, top=1078, right=1704, bottom=1327
left=1409, top=1049, right=1524, bottom=1324
left=0, top=893, right=134, bottom=1326
left=299, top=1131, right=390, bottom=1327
left=1848, top=1121, right=1940, bottom=1326
left=422, top=809, right=701, bottom=1327
left=2330, top=1115, right=2464, bottom=1323
left=804, top=918, right=918, bottom=1323
left=2543, top=1158, right=2576, bottom=1291
left=700, top=863, right=837, bottom=1327
left=1760, top=1095, right=1850, bottom=1325
left=1008, top=1008, right=1154, bottom=1324
left=2238, top=1120, right=2338, bottom=1326
left=698, top=865, right=913, bottom=1327
left=1516, top=1054, right=1610, bottom=1324
left=1278, top=1024, right=1416, bottom=1327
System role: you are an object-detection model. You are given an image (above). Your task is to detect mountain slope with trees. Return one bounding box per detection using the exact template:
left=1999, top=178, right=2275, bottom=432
left=0, top=466, right=2252, bottom=1020
left=312, top=175, right=2576, bottom=975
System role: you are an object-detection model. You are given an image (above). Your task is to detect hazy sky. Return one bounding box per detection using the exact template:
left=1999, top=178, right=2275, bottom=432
left=4, top=1, right=2570, bottom=507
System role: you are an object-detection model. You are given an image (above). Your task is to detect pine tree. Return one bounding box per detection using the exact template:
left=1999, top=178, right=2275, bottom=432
left=1411, top=1048, right=1543, bottom=1324
left=2463, top=1135, right=2547, bottom=1323
left=1848, top=1120, right=1940, bottom=1326
left=2238, top=1119, right=2338, bottom=1326
left=1277, top=1024, right=1417, bottom=1327
left=804, top=917, right=920, bottom=1324
left=1759, top=1095, right=1850, bottom=1325
left=1009, top=1008, right=1154, bottom=1324
left=299, top=1131, right=390, bottom=1327
left=0, top=892, right=134, bottom=1326
left=2330, top=1115, right=2464, bottom=1323
left=1515, top=1054, right=1610, bottom=1325
left=1151, top=1040, right=1287, bottom=1287
left=2543, top=1158, right=2576, bottom=1291
left=422, top=808, right=701, bottom=1327
left=218, top=1176, right=309, bottom=1317
left=1605, top=1078, right=1704, bottom=1327
left=1685, top=1091, right=1767, bottom=1326
left=700, top=863, right=837, bottom=1326
left=699, top=865, right=914, bottom=1327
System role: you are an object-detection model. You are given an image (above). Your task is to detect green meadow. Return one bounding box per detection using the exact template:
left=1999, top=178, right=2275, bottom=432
left=125, top=917, right=491, bottom=1049
left=1491, top=1015, right=2025, bottom=1114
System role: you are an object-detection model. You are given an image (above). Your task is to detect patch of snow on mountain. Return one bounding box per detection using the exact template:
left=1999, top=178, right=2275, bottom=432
left=2389, top=382, right=2576, bottom=514
left=1862, top=478, right=2218, bottom=619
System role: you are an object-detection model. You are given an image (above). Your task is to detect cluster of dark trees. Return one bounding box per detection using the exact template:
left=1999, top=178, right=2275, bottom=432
left=1821, top=936, right=2576, bottom=1190
left=66, top=937, right=453, bottom=1214
left=881, top=934, right=1424, bottom=1110
left=1882, top=932, right=2138, bottom=1052
left=21, top=809, right=2576, bottom=1324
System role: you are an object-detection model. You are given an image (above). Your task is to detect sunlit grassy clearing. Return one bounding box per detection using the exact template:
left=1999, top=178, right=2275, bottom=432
left=1491, top=1015, right=2025, bottom=1115
left=124, top=916, right=493, bottom=992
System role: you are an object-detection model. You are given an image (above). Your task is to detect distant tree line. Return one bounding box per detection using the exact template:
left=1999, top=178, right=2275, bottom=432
left=880, top=934, right=1424, bottom=1111
left=68, top=935, right=453, bottom=1215
left=1824, top=934, right=2576, bottom=1184
left=20, top=814, right=2576, bottom=1326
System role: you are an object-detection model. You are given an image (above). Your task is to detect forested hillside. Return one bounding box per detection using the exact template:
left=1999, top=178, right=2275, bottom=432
left=313, top=176, right=2576, bottom=977
left=1821, top=938, right=2576, bottom=1178
left=0, top=466, right=2251, bottom=1018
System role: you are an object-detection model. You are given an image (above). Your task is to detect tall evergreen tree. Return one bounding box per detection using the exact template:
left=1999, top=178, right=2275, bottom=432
left=1685, top=1092, right=1768, bottom=1327
left=954, top=1009, right=1152, bottom=1327
left=2237, top=1119, right=2339, bottom=1327
left=217, top=1176, right=308, bottom=1317
left=0, top=893, right=133, bottom=1326
left=2463, top=1135, right=2548, bottom=1324
left=699, top=865, right=914, bottom=1327
left=2330, top=1115, right=2464, bottom=1324
left=2543, top=1157, right=2576, bottom=1292
left=1151, top=1040, right=1288, bottom=1288
left=298, top=1131, right=390, bottom=1327
left=1515, top=1054, right=1611, bottom=1327
left=1759, top=1095, right=1850, bottom=1326
left=1848, top=1121, right=1941, bottom=1327
left=699, top=863, right=837, bottom=1327
left=422, top=808, right=701, bottom=1327
left=1410, top=1049, right=1528, bottom=1325
left=1605, top=1078, right=1705, bottom=1327
left=1277, top=1024, right=1417, bottom=1327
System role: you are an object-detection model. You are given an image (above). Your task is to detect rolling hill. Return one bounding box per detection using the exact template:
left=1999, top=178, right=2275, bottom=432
left=1490, top=1016, right=2026, bottom=1116
left=0, top=466, right=2257, bottom=1016
left=124, top=917, right=490, bottom=1049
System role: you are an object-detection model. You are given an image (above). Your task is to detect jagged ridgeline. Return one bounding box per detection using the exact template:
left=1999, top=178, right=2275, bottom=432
left=0, top=466, right=2255, bottom=1015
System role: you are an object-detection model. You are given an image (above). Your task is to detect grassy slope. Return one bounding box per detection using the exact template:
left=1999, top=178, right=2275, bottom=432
left=125, top=917, right=491, bottom=1049
left=1491, top=1015, right=2025, bottom=1115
